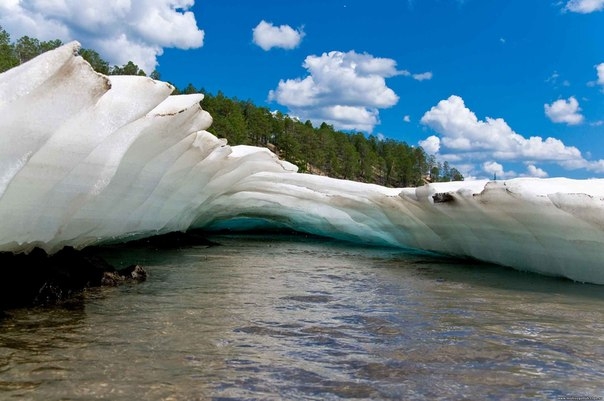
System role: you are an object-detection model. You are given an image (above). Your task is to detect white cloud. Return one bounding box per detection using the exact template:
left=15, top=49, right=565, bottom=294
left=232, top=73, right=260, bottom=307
left=560, top=158, right=604, bottom=172
left=544, top=97, right=584, bottom=125
left=311, top=105, right=379, bottom=132
left=412, top=71, right=432, bottom=81
left=269, top=50, right=417, bottom=132
left=483, top=162, right=547, bottom=179
left=421, top=95, right=582, bottom=160
left=419, top=135, right=440, bottom=154
left=565, top=0, right=604, bottom=13
left=482, top=161, right=512, bottom=179
left=419, top=95, right=604, bottom=176
left=545, top=71, right=571, bottom=88
left=403, top=115, right=411, bottom=123
left=525, top=164, right=549, bottom=178
left=252, top=20, right=304, bottom=51
left=0, top=0, right=204, bottom=73
left=596, top=63, right=604, bottom=86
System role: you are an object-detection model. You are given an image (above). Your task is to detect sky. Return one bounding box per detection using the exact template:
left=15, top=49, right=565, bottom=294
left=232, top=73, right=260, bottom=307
left=1, top=0, right=603, bottom=180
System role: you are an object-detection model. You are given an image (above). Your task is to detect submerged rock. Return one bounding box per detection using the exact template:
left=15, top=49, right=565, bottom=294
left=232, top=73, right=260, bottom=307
left=101, top=265, right=147, bottom=286
left=0, top=247, right=147, bottom=309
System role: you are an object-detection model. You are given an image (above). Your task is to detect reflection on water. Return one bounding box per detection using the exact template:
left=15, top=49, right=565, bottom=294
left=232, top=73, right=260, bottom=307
left=1, top=234, right=603, bottom=400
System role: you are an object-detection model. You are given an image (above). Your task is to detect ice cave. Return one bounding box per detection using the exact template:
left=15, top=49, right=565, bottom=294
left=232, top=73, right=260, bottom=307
left=1, top=42, right=603, bottom=284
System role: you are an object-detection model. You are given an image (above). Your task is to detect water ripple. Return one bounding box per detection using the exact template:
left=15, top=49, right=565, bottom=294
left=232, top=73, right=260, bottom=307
left=1, top=235, right=603, bottom=400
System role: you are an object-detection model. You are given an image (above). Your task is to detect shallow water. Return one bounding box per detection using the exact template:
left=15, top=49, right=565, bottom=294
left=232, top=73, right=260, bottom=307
left=1, top=234, right=603, bottom=400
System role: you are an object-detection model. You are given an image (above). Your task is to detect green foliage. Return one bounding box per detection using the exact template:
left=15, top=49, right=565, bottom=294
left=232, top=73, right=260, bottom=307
left=0, top=28, right=146, bottom=77
left=79, top=48, right=110, bottom=75
left=111, top=60, right=146, bottom=76
left=39, top=39, right=63, bottom=53
left=0, top=26, right=18, bottom=73
left=0, top=29, right=463, bottom=187
left=14, top=36, right=42, bottom=64
left=200, top=89, right=463, bottom=187
left=0, top=28, right=64, bottom=72
left=426, top=159, right=464, bottom=183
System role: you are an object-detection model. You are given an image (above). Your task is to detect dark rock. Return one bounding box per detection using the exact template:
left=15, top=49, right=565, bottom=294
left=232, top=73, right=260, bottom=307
left=101, top=265, right=147, bottom=286
left=119, top=264, right=147, bottom=281
left=100, top=271, right=124, bottom=286
left=0, top=247, right=147, bottom=309
left=433, top=192, right=455, bottom=203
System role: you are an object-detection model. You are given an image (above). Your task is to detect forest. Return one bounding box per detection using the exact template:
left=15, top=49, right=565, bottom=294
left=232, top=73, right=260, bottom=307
left=0, top=27, right=463, bottom=187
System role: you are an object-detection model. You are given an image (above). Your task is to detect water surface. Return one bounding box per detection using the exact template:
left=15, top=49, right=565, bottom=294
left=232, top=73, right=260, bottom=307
left=1, top=235, right=603, bottom=400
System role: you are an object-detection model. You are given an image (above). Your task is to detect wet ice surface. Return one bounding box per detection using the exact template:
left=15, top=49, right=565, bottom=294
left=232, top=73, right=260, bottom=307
left=1, top=235, right=603, bottom=400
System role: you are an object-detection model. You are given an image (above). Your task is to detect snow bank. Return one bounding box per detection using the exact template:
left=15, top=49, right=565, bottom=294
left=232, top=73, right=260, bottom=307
left=1, top=43, right=603, bottom=284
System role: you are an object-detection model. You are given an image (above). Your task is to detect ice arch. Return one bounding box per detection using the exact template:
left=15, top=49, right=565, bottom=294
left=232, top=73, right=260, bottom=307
left=1, top=43, right=603, bottom=284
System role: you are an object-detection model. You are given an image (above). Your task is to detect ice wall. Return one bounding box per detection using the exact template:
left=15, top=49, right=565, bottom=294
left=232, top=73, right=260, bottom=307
left=1, top=43, right=603, bottom=284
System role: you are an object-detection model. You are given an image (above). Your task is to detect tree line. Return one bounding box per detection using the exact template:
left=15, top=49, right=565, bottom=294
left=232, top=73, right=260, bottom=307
left=0, top=26, right=153, bottom=77
left=0, top=27, right=463, bottom=187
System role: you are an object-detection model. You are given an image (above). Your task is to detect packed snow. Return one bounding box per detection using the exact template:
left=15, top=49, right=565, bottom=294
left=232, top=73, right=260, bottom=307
left=1, top=43, right=603, bottom=284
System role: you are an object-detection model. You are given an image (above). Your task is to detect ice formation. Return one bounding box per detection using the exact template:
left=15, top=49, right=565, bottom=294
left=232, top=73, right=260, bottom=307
left=1, top=43, right=603, bottom=284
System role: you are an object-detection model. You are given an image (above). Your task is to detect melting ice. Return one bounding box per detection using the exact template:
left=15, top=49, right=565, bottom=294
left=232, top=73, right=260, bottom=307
left=1, top=42, right=603, bottom=284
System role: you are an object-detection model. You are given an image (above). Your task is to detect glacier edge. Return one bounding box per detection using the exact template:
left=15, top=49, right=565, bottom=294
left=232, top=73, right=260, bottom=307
left=1, top=43, right=603, bottom=284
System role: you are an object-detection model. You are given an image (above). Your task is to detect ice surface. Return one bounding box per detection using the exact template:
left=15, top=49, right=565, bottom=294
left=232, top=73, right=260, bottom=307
left=1, top=43, right=603, bottom=284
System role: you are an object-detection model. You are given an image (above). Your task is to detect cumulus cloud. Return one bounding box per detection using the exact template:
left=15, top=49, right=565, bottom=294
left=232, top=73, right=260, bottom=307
left=544, top=97, right=584, bottom=125
left=419, top=95, right=604, bottom=177
left=525, top=164, right=549, bottom=178
left=597, top=63, right=604, bottom=86
left=565, top=0, right=604, bottom=13
left=403, top=115, right=411, bottom=123
left=419, top=135, right=440, bottom=154
left=0, top=0, right=204, bottom=73
left=482, top=161, right=511, bottom=179
left=481, top=162, right=548, bottom=179
left=421, top=95, right=582, bottom=160
left=488, top=163, right=548, bottom=179
left=269, top=50, right=428, bottom=132
left=252, top=20, right=304, bottom=51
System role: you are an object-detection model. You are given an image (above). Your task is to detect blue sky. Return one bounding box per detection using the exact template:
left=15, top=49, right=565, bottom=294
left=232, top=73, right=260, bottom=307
left=1, top=0, right=603, bottom=179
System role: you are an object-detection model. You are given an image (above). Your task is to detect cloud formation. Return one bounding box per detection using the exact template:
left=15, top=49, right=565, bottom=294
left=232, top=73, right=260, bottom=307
left=412, top=71, right=433, bottom=81
left=480, top=161, right=548, bottom=179
left=597, top=62, right=604, bottom=86
left=419, top=95, right=604, bottom=177
left=252, top=20, right=304, bottom=51
left=482, top=161, right=507, bottom=178
left=418, top=135, right=440, bottom=154
left=269, top=50, right=427, bottom=132
left=544, top=97, right=584, bottom=125
left=0, top=0, right=204, bottom=73
left=526, top=164, right=549, bottom=178
left=565, top=0, right=604, bottom=13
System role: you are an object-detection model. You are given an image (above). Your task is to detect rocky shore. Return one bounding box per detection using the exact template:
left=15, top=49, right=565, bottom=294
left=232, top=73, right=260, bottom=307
left=0, top=246, right=147, bottom=309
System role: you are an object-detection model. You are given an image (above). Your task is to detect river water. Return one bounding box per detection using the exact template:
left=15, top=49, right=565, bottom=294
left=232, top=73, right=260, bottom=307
left=1, top=234, right=603, bottom=400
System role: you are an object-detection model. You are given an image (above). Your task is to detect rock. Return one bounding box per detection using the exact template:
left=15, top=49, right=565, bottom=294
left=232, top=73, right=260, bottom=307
left=101, top=265, right=147, bottom=286
left=119, top=264, right=147, bottom=281
left=432, top=192, right=455, bottom=203
left=0, top=247, right=147, bottom=309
